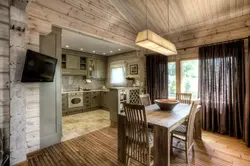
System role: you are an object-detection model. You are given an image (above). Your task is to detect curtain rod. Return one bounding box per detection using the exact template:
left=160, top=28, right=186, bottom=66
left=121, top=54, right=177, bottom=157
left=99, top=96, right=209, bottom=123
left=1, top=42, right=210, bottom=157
left=177, top=37, right=248, bottom=51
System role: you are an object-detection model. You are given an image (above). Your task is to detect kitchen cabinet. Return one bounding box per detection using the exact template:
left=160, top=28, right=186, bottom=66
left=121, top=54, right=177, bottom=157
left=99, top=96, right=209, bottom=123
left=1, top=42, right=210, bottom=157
left=87, top=58, right=96, bottom=78
left=62, top=91, right=106, bottom=116
left=86, top=58, right=106, bottom=79
left=91, top=91, right=101, bottom=107
left=95, top=59, right=106, bottom=79
left=83, top=92, right=91, bottom=109
left=62, top=94, right=68, bottom=114
left=101, top=91, right=109, bottom=109
left=61, top=53, right=87, bottom=76
left=66, top=55, right=80, bottom=69
left=108, top=87, right=142, bottom=126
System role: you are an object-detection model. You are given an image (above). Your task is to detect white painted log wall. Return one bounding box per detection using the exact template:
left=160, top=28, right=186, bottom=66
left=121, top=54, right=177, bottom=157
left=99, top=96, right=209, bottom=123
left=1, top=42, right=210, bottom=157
left=0, top=0, right=10, bottom=156
left=9, top=5, right=28, bottom=165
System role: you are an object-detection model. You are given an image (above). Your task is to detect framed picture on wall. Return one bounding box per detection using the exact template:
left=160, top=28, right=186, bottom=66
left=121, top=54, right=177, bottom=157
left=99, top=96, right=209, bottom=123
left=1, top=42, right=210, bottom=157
left=130, top=64, right=138, bottom=75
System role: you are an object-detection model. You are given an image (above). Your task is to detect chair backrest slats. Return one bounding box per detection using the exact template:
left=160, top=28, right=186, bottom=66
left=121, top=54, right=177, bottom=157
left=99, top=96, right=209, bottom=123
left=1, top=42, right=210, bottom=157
left=139, top=94, right=152, bottom=106
left=124, top=103, right=150, bottom=165
left=176, top=93, right=192, bottom=104
left=186, top=101, right=198, bottom=148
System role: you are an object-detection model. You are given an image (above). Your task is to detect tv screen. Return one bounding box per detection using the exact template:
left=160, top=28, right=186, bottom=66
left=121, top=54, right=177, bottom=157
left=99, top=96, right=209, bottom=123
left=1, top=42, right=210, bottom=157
left=21, top=49, right=57, bottom=82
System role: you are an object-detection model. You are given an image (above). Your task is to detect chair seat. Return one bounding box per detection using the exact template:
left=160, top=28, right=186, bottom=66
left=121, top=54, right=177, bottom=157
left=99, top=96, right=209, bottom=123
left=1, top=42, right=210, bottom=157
left=172, top=125, right=187, bottom=136
left=126, top=131, right=154, bottom=147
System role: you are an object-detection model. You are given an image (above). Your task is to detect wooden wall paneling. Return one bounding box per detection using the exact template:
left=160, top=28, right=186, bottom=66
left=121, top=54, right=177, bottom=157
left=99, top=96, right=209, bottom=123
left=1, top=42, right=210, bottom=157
left=175, top=26, right=250, bottom=49
left=63, top=0, right=135, bottom=33
left=0, top=89, right=9, bottom=107
left=0, top=73, right=9, bottom=90
left=27, top=2, right=137, bottom=49
left=0, top=23, right=9, bottom=40
left=25, top=30, right=39, bottom=46
left=0, top=5, right=9, bottom=23
left=0, top=0, right=9, bottom=7
left=0, top=56, right=9, bottom=73
left=168, top=15, right=250, bottom=43
left=27, top=16, right=52, bottom=36
left=109, top=0, right=250, bottom=35
left=34, top=0, right=136, bottom=40
left=10, top=5, right=28, bottom=165
left=79, top=0, right=125, bottom=20
left=0, top=0, right=10, bottom=159
left=0, top=40, right=9, bottom=56
left=0, top=106, right=9, bottom=124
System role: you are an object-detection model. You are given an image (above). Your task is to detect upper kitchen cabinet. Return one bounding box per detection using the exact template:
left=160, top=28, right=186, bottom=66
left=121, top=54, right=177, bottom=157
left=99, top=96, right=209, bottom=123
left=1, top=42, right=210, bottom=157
left=61, top=49, right=107, bottom=78
left=66, top=55, right=80, bottom=69
left=87, top=58, right=107, bottom=80
left=95, top=59, right=107, bottom=79
left=61, top=50, right=88, bottom=76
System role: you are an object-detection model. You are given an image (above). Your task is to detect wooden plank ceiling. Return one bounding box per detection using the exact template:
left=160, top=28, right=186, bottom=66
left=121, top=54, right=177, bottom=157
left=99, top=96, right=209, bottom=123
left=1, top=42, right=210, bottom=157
left=109, top=0, right=250, bottom=35
left=27, top=0, right=138, bottom=49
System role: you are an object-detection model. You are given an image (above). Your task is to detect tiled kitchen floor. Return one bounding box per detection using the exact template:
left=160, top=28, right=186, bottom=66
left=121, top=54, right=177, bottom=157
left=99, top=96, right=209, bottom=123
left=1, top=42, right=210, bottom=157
left=62, top=109, right=110, bottom=141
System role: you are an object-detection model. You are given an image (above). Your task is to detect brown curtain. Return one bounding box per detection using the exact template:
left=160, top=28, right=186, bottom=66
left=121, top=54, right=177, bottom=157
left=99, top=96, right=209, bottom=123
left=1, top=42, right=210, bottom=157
left=146, top=54, right=168, bottom=102
left=199, top=40, right=246, bottom=140
left=244, top=37, right=250, bottom=147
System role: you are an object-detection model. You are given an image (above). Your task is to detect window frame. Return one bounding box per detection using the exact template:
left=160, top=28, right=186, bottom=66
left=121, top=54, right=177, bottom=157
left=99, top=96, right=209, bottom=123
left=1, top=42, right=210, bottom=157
left=169, top=57, right=199, bottom=99
left=110, top=63, right=126, bottom=86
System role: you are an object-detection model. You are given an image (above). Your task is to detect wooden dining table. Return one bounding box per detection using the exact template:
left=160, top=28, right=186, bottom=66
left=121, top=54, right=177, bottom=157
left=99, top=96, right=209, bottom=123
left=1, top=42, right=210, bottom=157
left=117, top=103, right=202, bottom=166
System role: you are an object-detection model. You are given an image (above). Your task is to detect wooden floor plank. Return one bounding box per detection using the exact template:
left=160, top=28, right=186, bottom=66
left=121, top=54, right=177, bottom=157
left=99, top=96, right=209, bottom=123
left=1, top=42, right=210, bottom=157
left=28, top=127, right=250, bottom=166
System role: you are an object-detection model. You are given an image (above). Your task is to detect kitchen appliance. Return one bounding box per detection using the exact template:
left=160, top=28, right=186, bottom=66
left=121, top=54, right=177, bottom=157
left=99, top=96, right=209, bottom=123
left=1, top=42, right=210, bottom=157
left=68, top=92, right=83, bottom=108
left=21, top=49, right=57, bottom=82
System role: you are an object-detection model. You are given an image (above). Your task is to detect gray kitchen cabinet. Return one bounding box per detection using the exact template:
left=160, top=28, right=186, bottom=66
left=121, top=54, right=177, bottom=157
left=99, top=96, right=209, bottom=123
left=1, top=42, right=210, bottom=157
left=62, top=94, right=68, bottom=113
left=91, top=91, right=101, bottom=107
left=95, top=59, right=106, bottom=79
left=66, top=55, right=80, bottom=69
left=83, top=92, right=91, bottom=109
left=87, top=58, right=96, bottom=78
left=101, top=91, right=109, bottom=109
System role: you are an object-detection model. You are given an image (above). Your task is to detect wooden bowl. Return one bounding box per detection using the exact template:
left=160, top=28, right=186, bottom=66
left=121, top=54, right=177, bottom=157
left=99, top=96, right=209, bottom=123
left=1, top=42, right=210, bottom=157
left=154, top=99, right=180, bottom=111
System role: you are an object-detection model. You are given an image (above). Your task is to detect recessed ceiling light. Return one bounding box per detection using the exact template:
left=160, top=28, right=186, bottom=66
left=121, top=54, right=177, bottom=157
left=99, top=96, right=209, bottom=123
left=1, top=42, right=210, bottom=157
left=80, top=48, right=83, bottom=51
left=110, top=51, right=113, bottom=53
left=65, top=45, right=69, bottom=48
left=118, top=49, right=121, bottom=51
left=103, top=53, right=106, bottom=55
left=93, top=51, right=95, bottom=53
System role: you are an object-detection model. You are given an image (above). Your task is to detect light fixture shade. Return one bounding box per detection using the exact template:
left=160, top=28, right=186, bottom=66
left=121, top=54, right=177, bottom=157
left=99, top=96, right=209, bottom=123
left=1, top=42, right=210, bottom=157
left=135, top=29, right=177, bottom=56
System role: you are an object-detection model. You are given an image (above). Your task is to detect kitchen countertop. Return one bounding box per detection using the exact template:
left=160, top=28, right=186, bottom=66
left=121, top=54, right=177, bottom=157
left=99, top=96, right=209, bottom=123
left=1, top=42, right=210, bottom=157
left=108, top=86, right=142, bottom=90
left=62, top=89, right=109, bottom=94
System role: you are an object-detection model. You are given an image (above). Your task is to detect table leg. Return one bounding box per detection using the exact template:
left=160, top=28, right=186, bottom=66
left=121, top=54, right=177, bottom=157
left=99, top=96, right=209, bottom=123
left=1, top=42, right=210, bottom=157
left=118, top=115, right=126, bottom=163
left=154, top=125, right=171, bottom=166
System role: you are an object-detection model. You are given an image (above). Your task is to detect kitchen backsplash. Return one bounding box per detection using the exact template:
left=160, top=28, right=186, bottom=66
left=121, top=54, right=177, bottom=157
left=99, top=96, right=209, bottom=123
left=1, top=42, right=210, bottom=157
left=62, top=76, right=105, bottom=92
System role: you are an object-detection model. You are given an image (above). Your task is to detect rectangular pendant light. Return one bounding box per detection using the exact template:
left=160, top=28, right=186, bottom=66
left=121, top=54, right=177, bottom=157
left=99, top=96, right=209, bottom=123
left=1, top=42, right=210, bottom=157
left=135, top=29, right=177, bottom=56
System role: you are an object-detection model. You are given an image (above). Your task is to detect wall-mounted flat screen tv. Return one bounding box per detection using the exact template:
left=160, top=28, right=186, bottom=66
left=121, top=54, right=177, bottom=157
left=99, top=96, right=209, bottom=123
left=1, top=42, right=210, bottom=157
left=21, top=49, right=57, bottom=82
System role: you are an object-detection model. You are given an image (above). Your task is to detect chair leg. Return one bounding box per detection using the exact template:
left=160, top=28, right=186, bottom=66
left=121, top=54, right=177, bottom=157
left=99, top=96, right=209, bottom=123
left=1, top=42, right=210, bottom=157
left=185, top=142, right=189, bottom=164
left=170, top=133, right=173, bottom=154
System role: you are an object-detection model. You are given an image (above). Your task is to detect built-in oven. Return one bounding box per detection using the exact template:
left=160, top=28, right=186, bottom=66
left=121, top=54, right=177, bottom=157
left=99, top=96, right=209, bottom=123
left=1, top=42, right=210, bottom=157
left=68, top=92, right=83, bottom=108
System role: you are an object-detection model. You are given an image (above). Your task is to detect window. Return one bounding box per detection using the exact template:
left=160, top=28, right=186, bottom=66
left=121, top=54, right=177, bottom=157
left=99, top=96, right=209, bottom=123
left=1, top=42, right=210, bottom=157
left=168, top=62, right=176, bottom=98
left=110, top=66, right=125, bottom=85
left=181, top=60, right=199, bottom=99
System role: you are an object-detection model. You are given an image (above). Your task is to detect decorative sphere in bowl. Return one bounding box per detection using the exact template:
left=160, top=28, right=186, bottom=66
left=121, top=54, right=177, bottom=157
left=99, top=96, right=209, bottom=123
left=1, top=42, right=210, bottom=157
left=154, top=99, right=180, bottom=111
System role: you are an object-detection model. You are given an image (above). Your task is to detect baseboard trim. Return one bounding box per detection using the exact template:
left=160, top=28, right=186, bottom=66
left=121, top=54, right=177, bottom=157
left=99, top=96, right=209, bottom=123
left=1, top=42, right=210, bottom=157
left=27, top=148, right=43, bottom=158
left=13, top=160, right=28, bottom=166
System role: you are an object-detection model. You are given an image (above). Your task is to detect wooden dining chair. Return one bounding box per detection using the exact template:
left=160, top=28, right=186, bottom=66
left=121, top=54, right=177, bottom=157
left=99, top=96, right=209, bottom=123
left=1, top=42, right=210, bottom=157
left=176, top=93, right=192, bottom=104
left=139, top=94, right=152, bottom=106
left=124, top=103, right=154, bottom=166
left=170, top=101, right=198, bottom=164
